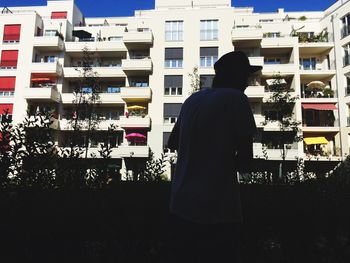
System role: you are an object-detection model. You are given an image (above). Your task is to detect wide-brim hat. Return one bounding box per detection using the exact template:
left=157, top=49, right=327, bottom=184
left=214, top=51, right=263, bottom=75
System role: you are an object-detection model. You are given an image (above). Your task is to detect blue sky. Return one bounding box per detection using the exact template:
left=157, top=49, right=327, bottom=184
left=1, top=0, right=337, bottom=17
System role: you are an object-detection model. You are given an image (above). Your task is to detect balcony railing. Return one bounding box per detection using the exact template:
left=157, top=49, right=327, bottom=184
left=300, top=88, right=336, bottom=99
left=302, top=120, right=339, bottom=127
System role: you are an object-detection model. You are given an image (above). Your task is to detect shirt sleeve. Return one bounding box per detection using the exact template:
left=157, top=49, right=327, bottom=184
left=234, top=93, right=257, bottom=137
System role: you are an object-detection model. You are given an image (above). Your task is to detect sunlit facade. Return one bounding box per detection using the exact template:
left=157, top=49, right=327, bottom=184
left=0, top=0, right=350, bottom=176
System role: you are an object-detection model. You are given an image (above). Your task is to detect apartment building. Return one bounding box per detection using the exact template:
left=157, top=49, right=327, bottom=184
left=0, top=0, right=349, bottom=176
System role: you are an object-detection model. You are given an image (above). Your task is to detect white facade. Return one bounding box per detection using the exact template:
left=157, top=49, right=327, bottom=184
left=1, top=0, right=350, bottom=174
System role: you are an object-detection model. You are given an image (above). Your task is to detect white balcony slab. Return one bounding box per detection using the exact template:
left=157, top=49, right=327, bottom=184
left=123, top=31, right=153, bottom=44
left=24, top=87, right=61, bottom=102
left=28, top=116, right=59, bottom=130
left=60, top=119, right=119, bottom=130
left=262, top=63, right=297, bottom=76
left=232, top=28, right=263, bottom=41
left=249, top=57, right=264, bottom=67
left=63, top=67, right=125, bottom=78
left=119, top=116, right=151, bottom=128
left=61, top=146, right=149, bottom=159
left=245, top=85, right=265, bottom=98
left=302, top=126, right=340, bottom=132
left=121, top=87, right=152, bottom=102
left=33, top=36, right=64, bottom=51
left=31, top=62, right=63, bottom=76
left=261, top=37, right=297, bottom=48
left=61, top=93, right=124, bottom=104
left=122, top=59, right=152, bottom=72
left=65, top=41, right=127, bottom=52
left=254, top=115, right=266, bottom=127
left=253, top=144, right=299, bottom=160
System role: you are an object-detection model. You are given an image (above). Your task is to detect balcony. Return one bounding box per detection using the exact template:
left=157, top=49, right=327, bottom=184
left=254, top=115, right=265, bottom=127
left=65, top=40, right=127, bottom=53
left=31, top=61, right=63, bottom=76
left=262, top=63, right=296, bottom=76
left=253, top=143, right=299, bottom=160
left=122, top=58, right=153, bottom=73
left=299, top=63, right=336, bottom=79
left=245, top=85, right=265, bottom=98
left=119, top=116, right=151, bottom=129
left=24, top=86, right=61, bottom=102
left=60, top=146, right=150, bottom=158
left=60, top=119, right=119, bottom=131
left=28, top=115, right=59, bottom=130
left=63, top=66, right=125, bottom=78
left=263, top=121, right=283, bottom=131
left=61, top=92, right=124, bottom=104
left=111, top=146, right=149, bottom=158
left=248, top=57, right=264, bottom=67
left=232, top=27, right=263, bottom=42
left=121, top=87, right=151, bottom=102
left=33, top=36, right=64, bottom=51
left=123, top=30, right=153, bottom=45
left=261, top=37, right=296, bottom=48
left=299, top=43, right=334, bottom=56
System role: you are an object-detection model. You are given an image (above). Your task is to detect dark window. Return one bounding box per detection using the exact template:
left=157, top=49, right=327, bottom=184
left=200, top=75, right=214, bottom=90
left=163, top=132, right=171, bottom=149
left=165, top=48, right=183, bottom=60
left=164, top=75, right=183, bottom=95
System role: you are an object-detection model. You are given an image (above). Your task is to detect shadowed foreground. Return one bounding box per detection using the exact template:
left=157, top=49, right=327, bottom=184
left=0, top=180, right=349, bottom=263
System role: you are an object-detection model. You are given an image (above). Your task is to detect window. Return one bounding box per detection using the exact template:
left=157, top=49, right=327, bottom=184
left=200, top=47, right=218, bottom=67
left=200, top=20, right=218, bottom=40
left=165, top=48, right=183, bottom=68
left=346, top=77, right=350, bottom=96
left=0, top=77, right=15, bottom=96
left=165, top=21, right=183, bottom=41
left=200, top=75, right=214, bottom=90
left=264, top=58, right=281, bottom=64
left=341, top=13, right=350, bottom=38
left=0, top=50, right=19, bottom=69
left=300, top=58, right=316, bottom=70
left=163, top=103, right=182, bottom=124
left=82, top=87, right=92, bottom=93
left=130, top=78, right=149, bottom=87
left=163, top=132, right=171, bottom=150
left=343, top=43, right=350, bottom=67
left=263, top=32, right=280, bottom=38
left=3, top=24, right=21, bottom=43
left=51, top=11, right=67, bottom=19
left=44, top=56, right=56, bottom=63
left=44, top=30, right=57, bottom=37
left=109, top=36, right=122, bottom=42
left=164, top=75, right=183, bottom=95
left=107, top=87, right=121, bottom=93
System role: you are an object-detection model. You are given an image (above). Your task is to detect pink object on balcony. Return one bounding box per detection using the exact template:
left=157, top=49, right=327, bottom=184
left=125, top=133, right=146, bottom=140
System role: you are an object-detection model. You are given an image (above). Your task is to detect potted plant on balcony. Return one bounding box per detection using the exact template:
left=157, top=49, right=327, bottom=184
left=322, top=88, right=334, bottom=98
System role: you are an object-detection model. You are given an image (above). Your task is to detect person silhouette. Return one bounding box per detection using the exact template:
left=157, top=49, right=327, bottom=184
left=167, top=51, right=262, bottom=262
